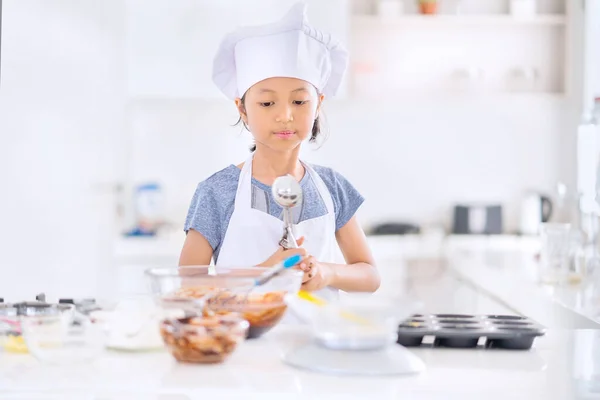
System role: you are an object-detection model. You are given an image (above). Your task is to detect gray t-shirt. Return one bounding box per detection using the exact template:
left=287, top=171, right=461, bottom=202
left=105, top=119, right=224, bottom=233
left=184, top=164, right=364, bottom=263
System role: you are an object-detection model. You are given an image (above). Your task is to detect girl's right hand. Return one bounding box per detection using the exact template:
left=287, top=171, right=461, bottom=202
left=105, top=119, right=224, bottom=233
left=258, top=237, right=307, bottom=267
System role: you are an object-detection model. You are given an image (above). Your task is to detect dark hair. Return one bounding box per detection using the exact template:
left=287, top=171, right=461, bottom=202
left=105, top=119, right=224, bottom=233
left=234, top=93, right=322, bottom=152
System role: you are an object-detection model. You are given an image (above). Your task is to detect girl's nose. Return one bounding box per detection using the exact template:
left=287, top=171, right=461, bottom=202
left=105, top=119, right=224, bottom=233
left=275, top=105, right=294, bottom=123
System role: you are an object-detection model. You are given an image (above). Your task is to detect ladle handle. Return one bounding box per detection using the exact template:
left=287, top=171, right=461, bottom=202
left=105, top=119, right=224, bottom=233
left=279, top=208, right=299, bottom=249
left=279, top=225, right=299, bottom=249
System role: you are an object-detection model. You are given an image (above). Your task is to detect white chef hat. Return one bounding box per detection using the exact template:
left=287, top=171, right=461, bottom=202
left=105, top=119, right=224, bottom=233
left=212, top=2, right=348, bottom=100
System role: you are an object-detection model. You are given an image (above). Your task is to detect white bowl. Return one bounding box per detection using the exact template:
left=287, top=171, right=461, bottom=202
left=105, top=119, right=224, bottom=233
left=90, top=296, right=173, bottom=352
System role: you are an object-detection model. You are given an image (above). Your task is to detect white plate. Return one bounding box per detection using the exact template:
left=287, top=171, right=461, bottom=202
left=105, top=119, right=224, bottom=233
left=282, top=342, right=426, bottom=376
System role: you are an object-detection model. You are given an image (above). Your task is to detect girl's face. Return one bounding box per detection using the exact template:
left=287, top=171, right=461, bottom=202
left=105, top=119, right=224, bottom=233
left=236, top=77, right=324, bottom=152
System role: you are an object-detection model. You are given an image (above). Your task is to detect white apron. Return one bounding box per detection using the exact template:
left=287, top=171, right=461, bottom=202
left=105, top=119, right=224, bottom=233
left=216, top=155, right=340, bottom=318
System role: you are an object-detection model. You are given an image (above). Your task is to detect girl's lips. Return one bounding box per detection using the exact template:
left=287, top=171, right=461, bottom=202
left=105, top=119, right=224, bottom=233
left=274, top=131, right=295, bottom=138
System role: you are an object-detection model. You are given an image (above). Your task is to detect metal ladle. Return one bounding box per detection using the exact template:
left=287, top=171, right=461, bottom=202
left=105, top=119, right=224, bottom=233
left=272, top=174, right=303, bottom=250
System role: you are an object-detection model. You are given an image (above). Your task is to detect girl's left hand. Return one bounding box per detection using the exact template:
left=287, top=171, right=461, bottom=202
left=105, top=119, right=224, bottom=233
left=299, top=256, right=333, bottom=292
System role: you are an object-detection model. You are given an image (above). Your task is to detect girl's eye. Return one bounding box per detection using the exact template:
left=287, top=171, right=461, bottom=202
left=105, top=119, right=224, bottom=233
left=293, top=100, right=308, bottom=105
left=259, top=102, right=274, bottom=107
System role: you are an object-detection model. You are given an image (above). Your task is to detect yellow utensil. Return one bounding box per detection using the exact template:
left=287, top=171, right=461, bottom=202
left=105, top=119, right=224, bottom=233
left=296, top=290, right=371, bottom=325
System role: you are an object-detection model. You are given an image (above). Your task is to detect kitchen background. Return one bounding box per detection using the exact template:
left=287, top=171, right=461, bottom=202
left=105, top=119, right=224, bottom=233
left=0, top=0, right=598, bottom=300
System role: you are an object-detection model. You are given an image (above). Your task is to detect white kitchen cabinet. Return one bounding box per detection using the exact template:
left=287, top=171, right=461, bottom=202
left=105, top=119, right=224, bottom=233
left=125, top=0, right=350, bottom=100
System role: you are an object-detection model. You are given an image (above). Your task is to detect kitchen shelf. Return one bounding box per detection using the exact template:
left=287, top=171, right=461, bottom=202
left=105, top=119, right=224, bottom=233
left=352, top=14, right=567, bottom=28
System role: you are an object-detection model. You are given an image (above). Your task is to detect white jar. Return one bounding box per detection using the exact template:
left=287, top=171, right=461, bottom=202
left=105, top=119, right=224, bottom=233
left=509, top=0, right=537, bottom=18
left=377, top=0, right=404, bottom=19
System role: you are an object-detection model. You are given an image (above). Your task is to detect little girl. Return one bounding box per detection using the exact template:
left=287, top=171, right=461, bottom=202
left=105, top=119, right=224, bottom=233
left=179, top=2, right=380, bottom=299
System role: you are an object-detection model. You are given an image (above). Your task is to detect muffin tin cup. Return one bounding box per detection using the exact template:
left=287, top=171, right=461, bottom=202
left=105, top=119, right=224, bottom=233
left=397, top=314, right=545, bottom=350
left=433, top=314, right=476, bottom=319
left=434, top=326, right=481, bottom=348
left=437, top=319, right=479, bottom=325
left=487, top=315, right=526, bottom=320
left=490, top=320, right=532, bottom=326
left=397, top=335, right=426, bottom=347
left=438, top=323, right=485, bottom=330
left=434, top=337, right=480, bottom=348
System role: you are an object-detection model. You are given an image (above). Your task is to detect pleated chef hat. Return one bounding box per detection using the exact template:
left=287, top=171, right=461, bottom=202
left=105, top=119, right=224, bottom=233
left=212, top=2, right=349, bottom=100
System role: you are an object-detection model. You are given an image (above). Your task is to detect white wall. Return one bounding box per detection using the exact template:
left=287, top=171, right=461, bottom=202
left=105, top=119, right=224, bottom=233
left=0, top=0, right=126, bottom=300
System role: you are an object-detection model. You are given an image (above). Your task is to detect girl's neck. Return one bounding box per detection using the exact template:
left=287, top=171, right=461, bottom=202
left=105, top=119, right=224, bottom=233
left=251, top=145, right=304, bottom=186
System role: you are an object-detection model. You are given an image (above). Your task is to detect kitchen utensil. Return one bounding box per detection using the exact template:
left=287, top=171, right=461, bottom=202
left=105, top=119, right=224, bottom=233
left=254, top=255, right=302, bottom=286
left=272, top=174, right=302, bottom=249
left=397, top=313, right=546, bottom=350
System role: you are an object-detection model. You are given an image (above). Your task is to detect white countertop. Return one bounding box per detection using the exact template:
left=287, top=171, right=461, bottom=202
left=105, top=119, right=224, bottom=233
left=3, top=257, right=600, bottom=399
left=1, top=326, right=591, bottom=400
left=448, top=247, right=600, bottom=330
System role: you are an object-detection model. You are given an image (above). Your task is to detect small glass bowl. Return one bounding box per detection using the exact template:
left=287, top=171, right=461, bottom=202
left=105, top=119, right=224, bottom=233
left=20, top=312, right=106, bottom=364
left=160, top=313, right=249, bottom=364
left=1, top=302, right=74, bottom=354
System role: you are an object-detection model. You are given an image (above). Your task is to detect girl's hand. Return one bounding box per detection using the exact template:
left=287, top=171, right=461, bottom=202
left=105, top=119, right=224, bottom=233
left=299, top=255, right=334, bottom=292
left=258, top=237, right=307, bottom=267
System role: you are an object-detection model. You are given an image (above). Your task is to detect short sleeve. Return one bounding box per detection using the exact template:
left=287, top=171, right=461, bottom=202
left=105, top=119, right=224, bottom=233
left=183, top=182, right=222, bottom=251
left=330, top=171, right=365, bottom=231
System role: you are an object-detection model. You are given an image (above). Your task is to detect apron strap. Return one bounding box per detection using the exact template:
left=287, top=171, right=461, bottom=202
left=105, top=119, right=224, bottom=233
left=234, top=154, right=255, bottom=209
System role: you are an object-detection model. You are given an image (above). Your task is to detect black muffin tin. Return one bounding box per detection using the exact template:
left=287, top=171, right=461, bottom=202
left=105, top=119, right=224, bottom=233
left=397, top=313, right=546, bottom=350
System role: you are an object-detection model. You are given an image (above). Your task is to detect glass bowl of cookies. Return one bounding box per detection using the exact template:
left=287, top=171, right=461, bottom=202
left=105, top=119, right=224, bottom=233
left=145, top=265, right=303, bottom=339
left=160, top=310, right=249, bottom=364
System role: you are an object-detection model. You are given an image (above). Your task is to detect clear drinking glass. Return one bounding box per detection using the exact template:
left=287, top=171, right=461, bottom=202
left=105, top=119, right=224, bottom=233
left=538, top=223, right=572, bottom=285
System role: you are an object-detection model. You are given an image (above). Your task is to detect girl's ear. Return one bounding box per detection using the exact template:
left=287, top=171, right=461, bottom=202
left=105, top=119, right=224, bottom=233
left=235, top=98, right=247, bottom=123
left=316, top=93, right=325, bottom=118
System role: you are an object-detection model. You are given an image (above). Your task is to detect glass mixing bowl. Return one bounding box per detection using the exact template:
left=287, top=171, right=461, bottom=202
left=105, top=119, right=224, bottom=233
left=308, top=293, right=420, bottom=350
left=160, top=312, right=249, bottom=364
left=145, top=266, right=303, bottom=339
